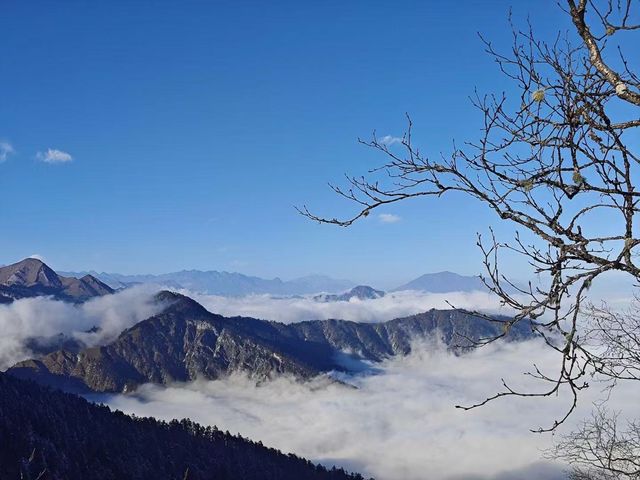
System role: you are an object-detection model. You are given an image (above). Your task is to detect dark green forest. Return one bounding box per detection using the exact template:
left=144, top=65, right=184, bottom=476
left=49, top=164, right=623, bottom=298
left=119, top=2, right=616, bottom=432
left=0, top=374, right=367, bottom=480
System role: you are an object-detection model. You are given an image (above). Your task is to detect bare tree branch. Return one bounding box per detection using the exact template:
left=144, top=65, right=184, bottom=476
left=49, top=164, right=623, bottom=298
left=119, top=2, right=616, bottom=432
left=299, top=0, right=640, bottom=432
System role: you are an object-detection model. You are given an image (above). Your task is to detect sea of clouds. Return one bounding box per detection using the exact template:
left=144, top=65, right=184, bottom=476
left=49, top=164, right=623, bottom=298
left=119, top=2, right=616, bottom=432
left=0, top=287, right=514, bottom=369
left=0, top=285, right=162, bottom=369
left=97, top=338, right=639, bottom=480
left=2, top=285, right=639, bottom=479
left=187, top=289, right=516, bottom=324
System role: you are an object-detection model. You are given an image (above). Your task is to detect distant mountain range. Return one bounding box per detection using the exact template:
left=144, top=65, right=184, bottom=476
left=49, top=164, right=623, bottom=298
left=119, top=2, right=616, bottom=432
left=0, top=373, right=364, bottom=480
left=0, top=258, right=113, bottom=303
left=60, top=269, right=355, bottom=296
left=0, top=257, right=499, bottom=302
left=9, top=291, right=533, bottom=394
left=58, top=267, right=491, bottom=296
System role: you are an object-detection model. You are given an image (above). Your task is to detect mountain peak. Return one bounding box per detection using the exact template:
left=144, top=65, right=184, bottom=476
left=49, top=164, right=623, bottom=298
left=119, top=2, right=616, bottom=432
left=0, top=258, right=113, bottom=302
left=154, top=290, right=188, bottom=303
left=154, top=290, right=210, bottom=315
left=0, top=258, right=62, bottom=289
left=393, top=271, right=486, bottom=293
left=350, top=285, right=385, bottom=296
left=314, top=285, right=385, bottom=302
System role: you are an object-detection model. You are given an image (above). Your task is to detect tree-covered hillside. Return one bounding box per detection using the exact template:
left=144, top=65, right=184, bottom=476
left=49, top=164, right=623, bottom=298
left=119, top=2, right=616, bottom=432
left=0, top=374, right=366, bottom=480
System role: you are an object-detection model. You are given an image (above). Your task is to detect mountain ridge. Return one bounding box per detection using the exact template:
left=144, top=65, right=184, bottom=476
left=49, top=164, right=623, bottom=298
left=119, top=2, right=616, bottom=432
left=9, top=291, right=534, bottom=394
left=0, top=372, right=365, bottom=480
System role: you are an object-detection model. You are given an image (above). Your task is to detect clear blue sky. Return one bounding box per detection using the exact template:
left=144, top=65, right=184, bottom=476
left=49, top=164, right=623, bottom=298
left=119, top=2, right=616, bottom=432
left=0, top=0, right=566, bottom=285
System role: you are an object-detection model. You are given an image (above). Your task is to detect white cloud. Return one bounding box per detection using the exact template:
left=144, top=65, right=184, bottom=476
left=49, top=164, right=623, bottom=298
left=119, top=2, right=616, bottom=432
left=0, top=141, right=15, bottom=163
left=188, top=289, right=515, bottom=324
left=0, top=285, right=162, bottom=370
left=28, top=254, right=45, bottom=262
left=379, top=135, right=403, bottom=146
left=378, top=213, right=401, bottom=224
left=98, top=338, right=639, bottom=480
left=36, top=148, right=73, bottom=164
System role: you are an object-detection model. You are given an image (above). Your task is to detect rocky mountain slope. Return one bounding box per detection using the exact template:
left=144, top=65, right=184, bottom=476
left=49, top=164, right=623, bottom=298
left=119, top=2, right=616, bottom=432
left=0, top=373, right=364, bottom=480
left=9, top=291, right=533, bottom=393
left=0, top=258, right=113, bottom=302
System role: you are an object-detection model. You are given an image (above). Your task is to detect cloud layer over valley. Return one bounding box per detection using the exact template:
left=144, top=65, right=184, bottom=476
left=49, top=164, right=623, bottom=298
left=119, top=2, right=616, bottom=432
left=189, top=289, right=514, bottom=324
left=99, top=338, right=639, bottom=480
left=0, top=286, right=161, bottom=369
left=0, top=284, right=515, bottom=371
left=0, top=285, right=515, bottom=371
left=4, top=285, right=639, bottom=480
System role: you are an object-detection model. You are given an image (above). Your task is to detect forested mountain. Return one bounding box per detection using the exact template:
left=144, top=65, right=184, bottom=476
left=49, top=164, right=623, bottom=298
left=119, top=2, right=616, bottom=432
left=9, top=291, right=533, bottom=393
left=313, top=285, right=385, bottom=302
left=0, top=373, right=366, bottom=480
left=0, top=258, right=113, bottom=303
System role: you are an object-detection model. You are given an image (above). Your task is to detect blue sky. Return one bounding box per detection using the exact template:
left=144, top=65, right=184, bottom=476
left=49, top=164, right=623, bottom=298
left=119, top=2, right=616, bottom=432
left=0, top=0, right=566, bottom=286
